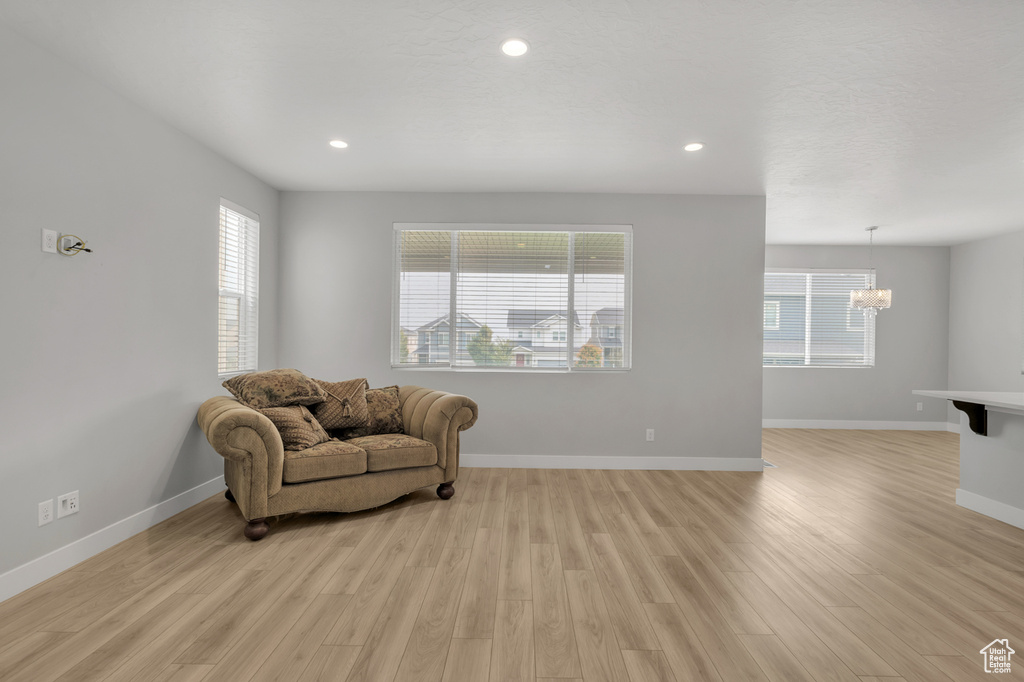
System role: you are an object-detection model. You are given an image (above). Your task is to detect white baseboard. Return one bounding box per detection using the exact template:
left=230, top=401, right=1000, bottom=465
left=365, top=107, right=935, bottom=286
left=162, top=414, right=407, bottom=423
left=762, top=419, right=955, bottom=431
left=461, top=454, right=763, bottom=471
left=0, top=476, right=223, bottom=603
left=956, top=489, right=1024, bottom=531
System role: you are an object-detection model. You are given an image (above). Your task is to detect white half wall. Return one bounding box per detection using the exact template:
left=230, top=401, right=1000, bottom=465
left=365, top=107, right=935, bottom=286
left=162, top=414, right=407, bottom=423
left=279, top=191, right=766, bottom=466
left=763, top=245, right=951, bottom=425
left=0, top=25, right=279, bottom=578
left=948, top=228, right=1024, bottom=514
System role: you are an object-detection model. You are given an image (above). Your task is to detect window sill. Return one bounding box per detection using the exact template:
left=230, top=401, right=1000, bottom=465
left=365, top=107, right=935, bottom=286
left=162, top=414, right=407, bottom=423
left=762, top=365, right=874, bottom=369
left=392, top=365, right=631, bottom=374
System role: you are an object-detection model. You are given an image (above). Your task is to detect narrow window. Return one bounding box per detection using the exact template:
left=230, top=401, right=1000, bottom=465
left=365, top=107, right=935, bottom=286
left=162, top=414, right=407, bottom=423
left=218, top=199, right=259, bottom=377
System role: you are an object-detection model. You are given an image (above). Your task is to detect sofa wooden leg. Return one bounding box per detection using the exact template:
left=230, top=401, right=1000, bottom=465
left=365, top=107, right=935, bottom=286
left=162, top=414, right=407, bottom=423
left=437, top=482, right=455, bottom=500
left=244, top=518, right=270, bottom=541
left=225, top=488, right=235, bottom=503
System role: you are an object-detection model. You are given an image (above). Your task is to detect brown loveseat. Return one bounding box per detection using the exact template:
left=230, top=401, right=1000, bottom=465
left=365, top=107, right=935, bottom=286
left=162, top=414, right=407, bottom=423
left=197, top=384, right=478, bottom=540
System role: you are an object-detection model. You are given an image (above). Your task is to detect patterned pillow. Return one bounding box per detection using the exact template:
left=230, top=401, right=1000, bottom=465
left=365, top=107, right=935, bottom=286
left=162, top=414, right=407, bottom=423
left=339, top=386, right=403, bottom=438
left=223, top=369, right=325, bottom=409
left=259, top=405, right=331, bottom=451
left=312, top=378, right=370, bottom=430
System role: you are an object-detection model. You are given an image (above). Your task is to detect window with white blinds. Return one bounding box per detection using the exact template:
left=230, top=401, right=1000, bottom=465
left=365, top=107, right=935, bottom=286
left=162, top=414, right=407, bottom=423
left=218, top=200, right=259, bottom=377
left=763, top=269, right=876, bottom=367
left=394, top=224, right=631, bottom=371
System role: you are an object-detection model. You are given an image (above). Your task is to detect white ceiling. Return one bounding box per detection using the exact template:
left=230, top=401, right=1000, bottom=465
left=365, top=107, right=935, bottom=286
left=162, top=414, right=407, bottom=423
left=2, top=0, right=1023, bottom=245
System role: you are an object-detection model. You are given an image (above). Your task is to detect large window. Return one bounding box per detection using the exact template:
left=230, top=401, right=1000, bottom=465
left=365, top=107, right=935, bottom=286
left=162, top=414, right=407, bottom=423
left=394, top=224, right=632, bottom=370
left=218, top=199, right=259, bottom=377
left=763, top=269, right=876, bottom=367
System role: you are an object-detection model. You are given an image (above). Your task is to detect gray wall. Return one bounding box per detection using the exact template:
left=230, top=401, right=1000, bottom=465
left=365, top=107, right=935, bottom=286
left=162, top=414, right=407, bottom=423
left=948, top=228, right=1024, bottom=392
left=947, top=228, right=1024, bottom=509
left=279, top=192, right=765, bottom=462
left=763, top=245, right=951, bottom=424
left=0, top=25, right=279, bottom=575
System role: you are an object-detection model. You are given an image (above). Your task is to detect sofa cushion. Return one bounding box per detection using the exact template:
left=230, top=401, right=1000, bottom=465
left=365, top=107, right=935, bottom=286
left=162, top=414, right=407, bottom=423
left=346, top=434, right=437, bottom=472
left=223, top=369, right=326, bottom=409
left=339, top=386, right=403, bottom=438
left=282, top=439, right=367, bottom=483
left=259, top=405, right=331, bottom=451
left=313, top=378, right=370, bottom=430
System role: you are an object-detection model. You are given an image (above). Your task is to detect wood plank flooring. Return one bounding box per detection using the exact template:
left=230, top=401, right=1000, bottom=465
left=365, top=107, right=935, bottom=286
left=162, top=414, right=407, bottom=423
left=4, top=429, right=1024, bottom=680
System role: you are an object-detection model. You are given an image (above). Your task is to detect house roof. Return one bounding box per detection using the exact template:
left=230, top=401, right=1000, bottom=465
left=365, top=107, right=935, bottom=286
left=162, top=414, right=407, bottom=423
left=591, top=307, right=624, bottom=326
left=415, top=312, right=483, bottom=332
left=506, top=309, right=581, bottom=329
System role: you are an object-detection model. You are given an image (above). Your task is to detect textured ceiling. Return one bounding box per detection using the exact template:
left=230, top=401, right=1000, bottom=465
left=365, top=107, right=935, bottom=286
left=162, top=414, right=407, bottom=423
left=2, top=0, right=1023, bottom=244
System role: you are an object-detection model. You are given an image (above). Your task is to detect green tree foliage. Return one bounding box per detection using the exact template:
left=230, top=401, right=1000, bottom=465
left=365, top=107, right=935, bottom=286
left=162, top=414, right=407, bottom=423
left=468, top=325, right=513, bottom=366
left=576, top=343, right=604, bottom=367
left=399, top=329, right=409, bottom=363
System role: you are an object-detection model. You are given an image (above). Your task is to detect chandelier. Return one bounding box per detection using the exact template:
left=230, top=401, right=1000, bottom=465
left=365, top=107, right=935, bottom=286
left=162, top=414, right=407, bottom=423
left=850, top=226, right=891, bottom=315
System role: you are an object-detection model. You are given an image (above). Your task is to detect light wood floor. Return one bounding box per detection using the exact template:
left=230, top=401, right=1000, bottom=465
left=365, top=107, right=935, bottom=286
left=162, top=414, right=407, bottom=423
left=3, top=429, right=1024, bottom=681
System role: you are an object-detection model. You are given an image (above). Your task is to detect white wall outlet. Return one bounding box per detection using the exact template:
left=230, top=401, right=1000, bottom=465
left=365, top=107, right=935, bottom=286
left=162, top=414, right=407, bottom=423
left=42, top=229, right=57, bottom=253
left=646, top=428, right=655, bottom=442
left=917, top=402, right=924, bottom=412
left=57, top=490, right=79, bottom=518
left=38, top=499, right=54, bottom=526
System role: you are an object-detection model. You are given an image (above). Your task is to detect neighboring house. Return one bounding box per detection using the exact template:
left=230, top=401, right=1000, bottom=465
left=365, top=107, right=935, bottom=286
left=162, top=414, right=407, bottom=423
left=412, top=313, right=483, bottom=364
left=506, top=309, right=583, bottom=368
left=586, top=307, right=625, bottom=368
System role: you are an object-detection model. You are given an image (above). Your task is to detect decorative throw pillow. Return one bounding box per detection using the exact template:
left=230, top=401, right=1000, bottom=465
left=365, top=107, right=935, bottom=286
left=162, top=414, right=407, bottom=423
left=339, top=385, right=403, bottom=438
left=312, top=378, right=370, bottom=430
left=259, top=405, right=331, bottom=451
left=222, top=368, right=325, bottom=409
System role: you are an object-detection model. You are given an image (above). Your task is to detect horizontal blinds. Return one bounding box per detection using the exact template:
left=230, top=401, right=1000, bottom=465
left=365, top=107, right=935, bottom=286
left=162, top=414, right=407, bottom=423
left=574, top=233, right=629, bottom=368
left=396, top=231, right=451, bottom=366
left=394, top=225, right=631, bottom=370
left=458, top=231, right=569, bottom=368
left=764, top=270, right=875, bottom=367
left=219, top=202, right=259, bottom=376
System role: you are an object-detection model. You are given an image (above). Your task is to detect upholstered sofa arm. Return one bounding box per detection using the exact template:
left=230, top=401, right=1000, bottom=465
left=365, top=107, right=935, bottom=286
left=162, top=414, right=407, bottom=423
left=197, top=396, right=285, bottom=512
left=399, top=386, right=478, bottom=477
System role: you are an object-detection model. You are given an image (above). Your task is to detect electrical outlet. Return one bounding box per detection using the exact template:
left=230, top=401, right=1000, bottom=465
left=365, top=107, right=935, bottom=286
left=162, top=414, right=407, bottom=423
left=38, top=499, right=54, bottom=526
left=57, top=490, right=79, bottom=518
left=917, top=402, right=924, bottom=412
left=646, top=428, right=655, bottom=442
left=42, top=229, right=57, bottom=253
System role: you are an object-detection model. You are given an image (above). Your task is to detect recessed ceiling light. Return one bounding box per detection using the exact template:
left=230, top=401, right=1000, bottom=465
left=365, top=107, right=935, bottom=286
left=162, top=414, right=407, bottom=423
left=501, top=39, right=529, bottom=57
left=683, top=142, right=704, bottom=152
left=329, top=139, right=348, bottom=149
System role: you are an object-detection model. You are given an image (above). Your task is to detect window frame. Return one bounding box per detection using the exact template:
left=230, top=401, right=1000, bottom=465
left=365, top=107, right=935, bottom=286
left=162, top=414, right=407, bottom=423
left=392, top=223, right=632, bottom=372
left=763, top=267, right=876, bottom=369
left=217, top=199, right=259, bottom=378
